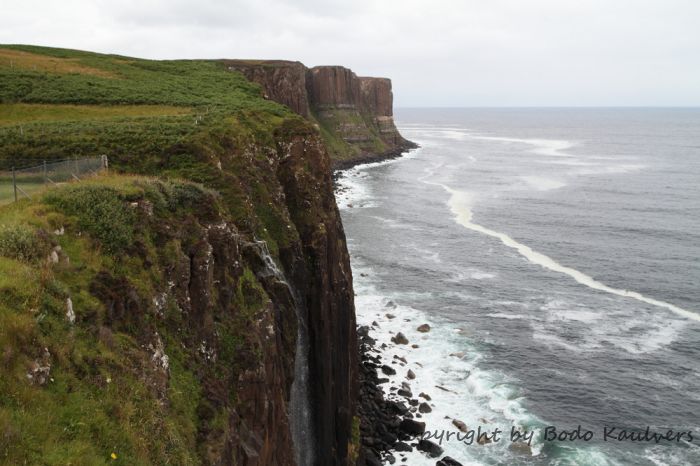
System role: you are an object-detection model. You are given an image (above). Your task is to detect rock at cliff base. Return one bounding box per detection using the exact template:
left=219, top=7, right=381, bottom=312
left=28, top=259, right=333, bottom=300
left=394, top=441, right=412, bottom=452
left=437, top=457, right=464, bottom=466
left=417, top=439, right=444, bottom=458
left=382, top=365, right=397, bottom=375
left=452, top=419, right=468, bottom=432
left=418, top=402, right=432, bottom=413
left=399, top=419, right=425, bottom=436
left=509, top=441, right=533, bottom=456
left=392, top=332, right=409, bottom=344
left=407, top=369, right=416, bottom=380
left=419, top=392, right=432, bottom=401
left=417, top=324, right=431, bottom=333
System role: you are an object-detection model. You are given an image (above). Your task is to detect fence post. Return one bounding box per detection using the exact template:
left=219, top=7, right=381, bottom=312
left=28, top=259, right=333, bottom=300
left=12, top=167, right=17, bottom=202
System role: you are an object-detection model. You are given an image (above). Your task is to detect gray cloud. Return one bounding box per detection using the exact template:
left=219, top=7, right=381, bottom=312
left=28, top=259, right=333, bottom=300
left=1, top=0, right=699, bottom=106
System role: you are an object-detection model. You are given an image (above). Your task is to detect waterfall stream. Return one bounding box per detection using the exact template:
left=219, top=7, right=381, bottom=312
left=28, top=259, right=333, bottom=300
left=250, top=241, right=314, bottom=465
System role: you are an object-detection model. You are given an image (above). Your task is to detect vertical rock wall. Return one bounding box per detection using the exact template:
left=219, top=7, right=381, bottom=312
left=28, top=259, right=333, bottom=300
left=226, top=61, right=414, bottom=166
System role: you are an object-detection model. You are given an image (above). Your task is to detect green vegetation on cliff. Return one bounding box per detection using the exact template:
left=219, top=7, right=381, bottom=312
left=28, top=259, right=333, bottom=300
left=0, top=45, right=356, bottom=465
left=0, top=176, right=274, bottom=465
left=0, top=44, right=308, bottom=252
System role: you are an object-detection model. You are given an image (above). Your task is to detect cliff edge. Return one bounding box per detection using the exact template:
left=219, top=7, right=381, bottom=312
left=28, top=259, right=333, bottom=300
left=226, top=61, right=416, bottom=168
left=0, top=45, right=357, bottom=465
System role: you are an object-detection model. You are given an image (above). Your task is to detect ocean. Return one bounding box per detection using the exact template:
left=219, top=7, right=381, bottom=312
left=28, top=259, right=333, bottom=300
left=336, top=108, right=700, bottom=465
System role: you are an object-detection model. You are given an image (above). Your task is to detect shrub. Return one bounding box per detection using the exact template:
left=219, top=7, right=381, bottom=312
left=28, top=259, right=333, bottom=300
left=44, top=185, right=136, bottom=254
left=0, top=224, right=45, bottom=261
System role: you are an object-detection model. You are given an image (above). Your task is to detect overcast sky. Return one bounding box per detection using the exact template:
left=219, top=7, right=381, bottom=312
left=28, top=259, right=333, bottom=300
left=2, top=0, right=699, bottom=106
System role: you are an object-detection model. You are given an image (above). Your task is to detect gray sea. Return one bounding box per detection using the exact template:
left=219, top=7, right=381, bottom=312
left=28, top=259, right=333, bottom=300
left=337, top=108, right=700, bottom=465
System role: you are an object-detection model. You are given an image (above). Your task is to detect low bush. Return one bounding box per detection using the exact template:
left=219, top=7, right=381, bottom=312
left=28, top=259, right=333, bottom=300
left=0, top=224, right=46, bottom=261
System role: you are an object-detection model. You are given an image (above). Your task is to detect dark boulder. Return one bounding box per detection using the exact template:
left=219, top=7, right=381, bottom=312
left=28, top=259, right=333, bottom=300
left=399, top=419, right=425, bottom=436
left=417, top=439, right=444, bottom=458
left=437, top=457, right=464, bottom=466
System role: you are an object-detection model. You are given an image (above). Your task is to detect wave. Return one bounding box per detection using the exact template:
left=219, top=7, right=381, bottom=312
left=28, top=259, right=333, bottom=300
left=442, top=186, right=700, bottom=323
left=520, top=175, right=566, bottom=191
left=469, top=135, right=576, bottom=157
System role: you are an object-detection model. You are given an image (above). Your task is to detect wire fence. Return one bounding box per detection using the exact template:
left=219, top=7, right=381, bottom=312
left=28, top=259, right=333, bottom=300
left=0, top=156, right=108, bottom=205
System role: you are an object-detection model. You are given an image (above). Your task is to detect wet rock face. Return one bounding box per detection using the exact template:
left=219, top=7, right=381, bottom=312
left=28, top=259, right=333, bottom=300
left=81, top=126, right=357, bottom=465
left=274, top=127, right=358, bottom=465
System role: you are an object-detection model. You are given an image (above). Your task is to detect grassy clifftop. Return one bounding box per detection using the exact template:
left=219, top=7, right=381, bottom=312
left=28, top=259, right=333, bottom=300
left=0, top=44, right=310, bottom=254
left=0, top=44, right=289, bottom=170
left=0, top=45, right=358, bottom=465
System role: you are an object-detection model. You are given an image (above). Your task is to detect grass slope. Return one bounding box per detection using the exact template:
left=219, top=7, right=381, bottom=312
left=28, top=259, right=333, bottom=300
left=0, top=44, right=308, bottom=253
left=0, top=45, right=321, bottom=464
left=0, top=44, right=290, bottom=170
left=0, top=175, right=271, bottom=465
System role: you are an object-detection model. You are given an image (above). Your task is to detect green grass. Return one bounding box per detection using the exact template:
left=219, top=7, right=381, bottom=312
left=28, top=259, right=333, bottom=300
left=0, top=103, right=193, bottom=126
left=0, top=45, right=317, bottom=464
left=311, top=107, right=390, bottom=161
left=0, top=44, right=307, bottom=251
left=0, top=44, right=291, bottom=172
left=0, top=175, right=273, bottom=465
left=0, top=181, right=47, bottom=205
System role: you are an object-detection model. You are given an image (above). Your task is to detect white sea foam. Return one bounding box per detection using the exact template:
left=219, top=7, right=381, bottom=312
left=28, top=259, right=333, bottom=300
left=447, top=270, right=497, bottom=282
left=520, top=175, right=566, bottom=191
left=470, top=135, right=576, bottom=157
left=485, top=313, right=529, bottom=320
left=441, top=186, right=700, bottom=323
left=353, top=275, right=546, bottom=465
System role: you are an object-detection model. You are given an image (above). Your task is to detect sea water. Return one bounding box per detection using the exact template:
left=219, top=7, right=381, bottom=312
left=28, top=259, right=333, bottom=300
left=337, top=108, right=700, bottom=465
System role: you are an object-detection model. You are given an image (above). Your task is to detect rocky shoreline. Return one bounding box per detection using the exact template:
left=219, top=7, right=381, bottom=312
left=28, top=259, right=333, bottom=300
left=331, top=140, right=419, bottom=173
left=355, top=325, right=464, bottom=466
left=334, top=143, right=466, bottom=465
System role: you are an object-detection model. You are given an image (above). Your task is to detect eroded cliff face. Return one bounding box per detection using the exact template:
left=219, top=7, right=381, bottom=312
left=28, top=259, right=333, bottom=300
left=225, top=60, right=311, bottom=117
left=0, top=45, right=372, bottom=466
left=0, top=121, right=357, bottom=466
left=227, top=62, right=415, bottom=166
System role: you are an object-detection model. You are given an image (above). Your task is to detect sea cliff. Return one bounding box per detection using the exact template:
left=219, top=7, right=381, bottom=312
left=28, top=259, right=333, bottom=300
left=225, top=61, right=416, bottom=168
left=0, top=44, right=370, bottom=465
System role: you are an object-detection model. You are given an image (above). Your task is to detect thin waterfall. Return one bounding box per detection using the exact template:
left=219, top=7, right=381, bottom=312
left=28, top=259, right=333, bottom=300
left=250, top=241, right=314, bottom=465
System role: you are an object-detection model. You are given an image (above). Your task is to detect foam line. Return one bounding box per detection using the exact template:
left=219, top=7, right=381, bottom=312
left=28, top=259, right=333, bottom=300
left=469, top=135, right=575, bottom=157
left=442, top=186, right=700, bottom=322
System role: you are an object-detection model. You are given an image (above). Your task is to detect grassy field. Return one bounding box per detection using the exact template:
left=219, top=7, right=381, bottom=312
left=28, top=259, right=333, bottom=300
left=0, top=181, right=45, bottom=204
left=0, top=44, right=313, bottom=253
left=0, top=44, right=291, bottom=171
left=0, top=103, right=193, bottom=126
left=0, top=47, right=117, bottom=78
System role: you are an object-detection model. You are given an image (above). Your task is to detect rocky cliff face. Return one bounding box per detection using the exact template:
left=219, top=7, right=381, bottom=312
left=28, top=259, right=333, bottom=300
left=227, top=62, right=415, bottom=167
left=359, top=77, right=393, bottom=117
left=307, top=66, right=360, bottom=109
left=0, top=45, right=385, bottom=466
left=0, top=123, right=357, bottom=466
left=225, top=60, right=311, bottom=117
